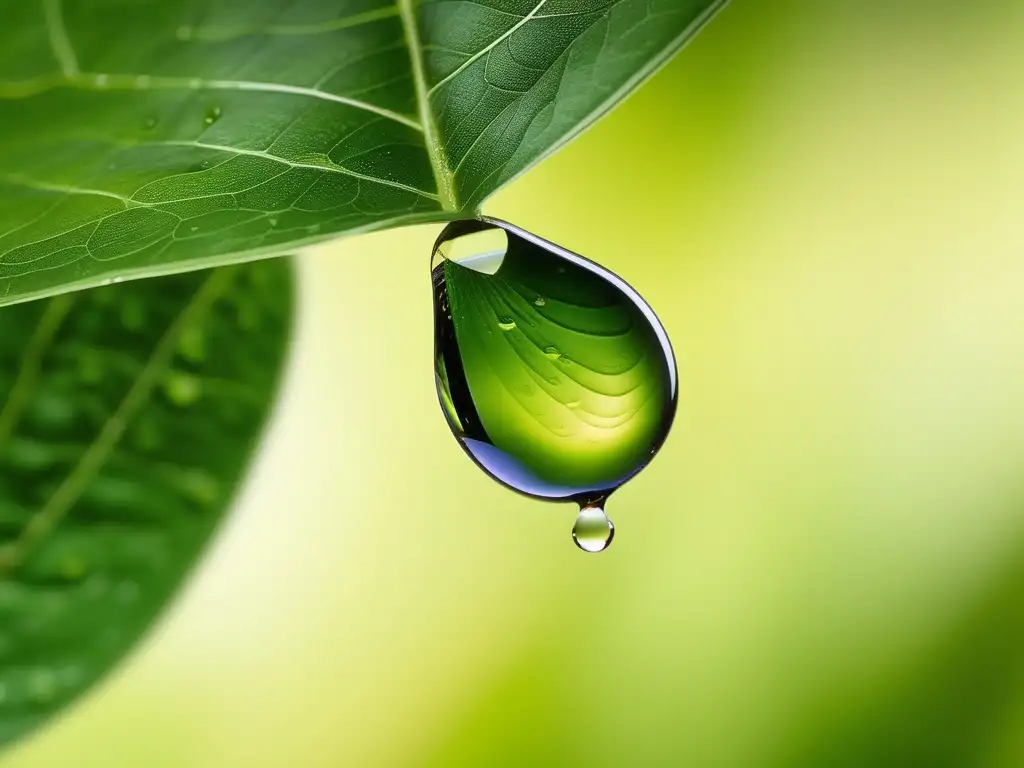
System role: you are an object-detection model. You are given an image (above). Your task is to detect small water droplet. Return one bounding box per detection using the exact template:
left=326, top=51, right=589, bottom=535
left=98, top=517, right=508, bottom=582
left=497, top=316, right=516, bottom=331
left=534, top=297, right=546, bottom=307
left=573, top=505, right=615, bottom=553
left=543, top=345, right=560, bottom=359
left=204, top=106, right=221, bottom=125
left=143, top=115, right=158, bottom=130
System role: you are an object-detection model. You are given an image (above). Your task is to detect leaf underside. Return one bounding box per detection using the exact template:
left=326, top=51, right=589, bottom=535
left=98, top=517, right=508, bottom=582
left=0, top=260, right=293, bottom=746
left=0, top=0, right=727, bottom=307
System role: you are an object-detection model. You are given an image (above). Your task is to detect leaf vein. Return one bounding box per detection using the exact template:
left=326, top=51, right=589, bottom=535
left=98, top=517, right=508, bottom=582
left=42, top=0, right=79, bottom=77
left=426, top=0, right=550, bottom=97
left=0, top=73, right=422, bottom=131
left=159, top=141, right=440, bottom=199
left=398, top=0, right=458, bottom=209
left=0, top=269, right=234, bottom=575
left=0, top=293, right=76, bottom=447
left=187, top=5, right=401, bottom=42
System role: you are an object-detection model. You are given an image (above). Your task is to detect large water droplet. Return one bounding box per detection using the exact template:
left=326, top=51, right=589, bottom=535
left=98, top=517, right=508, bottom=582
left=573, top=505, right=615, bottom=553
left=431, top=217, right=677, bottom=550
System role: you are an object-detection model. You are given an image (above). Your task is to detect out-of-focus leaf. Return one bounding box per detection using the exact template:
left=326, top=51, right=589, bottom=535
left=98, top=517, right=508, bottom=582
left=781, top=540, right=1024, bottom=768
left=0, top=260, right=293, bottom=747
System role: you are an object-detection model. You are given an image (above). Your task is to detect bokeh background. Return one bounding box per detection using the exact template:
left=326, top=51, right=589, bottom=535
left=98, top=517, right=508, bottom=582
left=6, top=1, right=1024, bottom=765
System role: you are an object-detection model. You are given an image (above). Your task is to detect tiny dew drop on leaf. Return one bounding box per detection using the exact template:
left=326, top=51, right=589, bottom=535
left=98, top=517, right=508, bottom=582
left=0, top=261, right=293, bottom=748
left=431, top=218, right=678, bottom=551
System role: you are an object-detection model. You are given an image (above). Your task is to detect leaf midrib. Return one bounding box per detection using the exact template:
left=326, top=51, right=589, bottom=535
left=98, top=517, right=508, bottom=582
left=398, top=0, right=459, bottom=211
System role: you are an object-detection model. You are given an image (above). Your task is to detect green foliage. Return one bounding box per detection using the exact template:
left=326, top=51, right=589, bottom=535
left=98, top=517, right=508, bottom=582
left=0, top=0, right=730, bottom=749
left=0, top=0, right=727, bottom=307
left=0, top=261, right=293, bottom=746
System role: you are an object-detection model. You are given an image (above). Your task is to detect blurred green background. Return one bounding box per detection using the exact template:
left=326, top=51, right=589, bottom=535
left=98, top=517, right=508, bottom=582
left=6, top=1, right=1024, bottom=765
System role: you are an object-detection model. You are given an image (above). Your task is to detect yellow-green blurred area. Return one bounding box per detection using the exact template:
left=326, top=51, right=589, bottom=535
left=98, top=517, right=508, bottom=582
left=7, top=2, right=1024, bottom=765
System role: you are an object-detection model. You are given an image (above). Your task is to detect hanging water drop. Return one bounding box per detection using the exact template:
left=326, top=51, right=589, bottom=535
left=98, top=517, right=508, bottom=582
left=431, top=217, right=677, bottom=552
left=572, top=504, right=615, bottom=553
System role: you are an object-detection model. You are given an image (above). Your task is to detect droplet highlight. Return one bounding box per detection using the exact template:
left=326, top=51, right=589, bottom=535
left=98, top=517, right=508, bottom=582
left=431, top=217, right=677, bottom=551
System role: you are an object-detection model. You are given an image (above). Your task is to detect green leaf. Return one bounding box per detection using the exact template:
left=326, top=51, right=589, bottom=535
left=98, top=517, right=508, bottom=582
left=0, top=0, right=727, bottom=307
left=0, top=259, right=293, bottom=747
